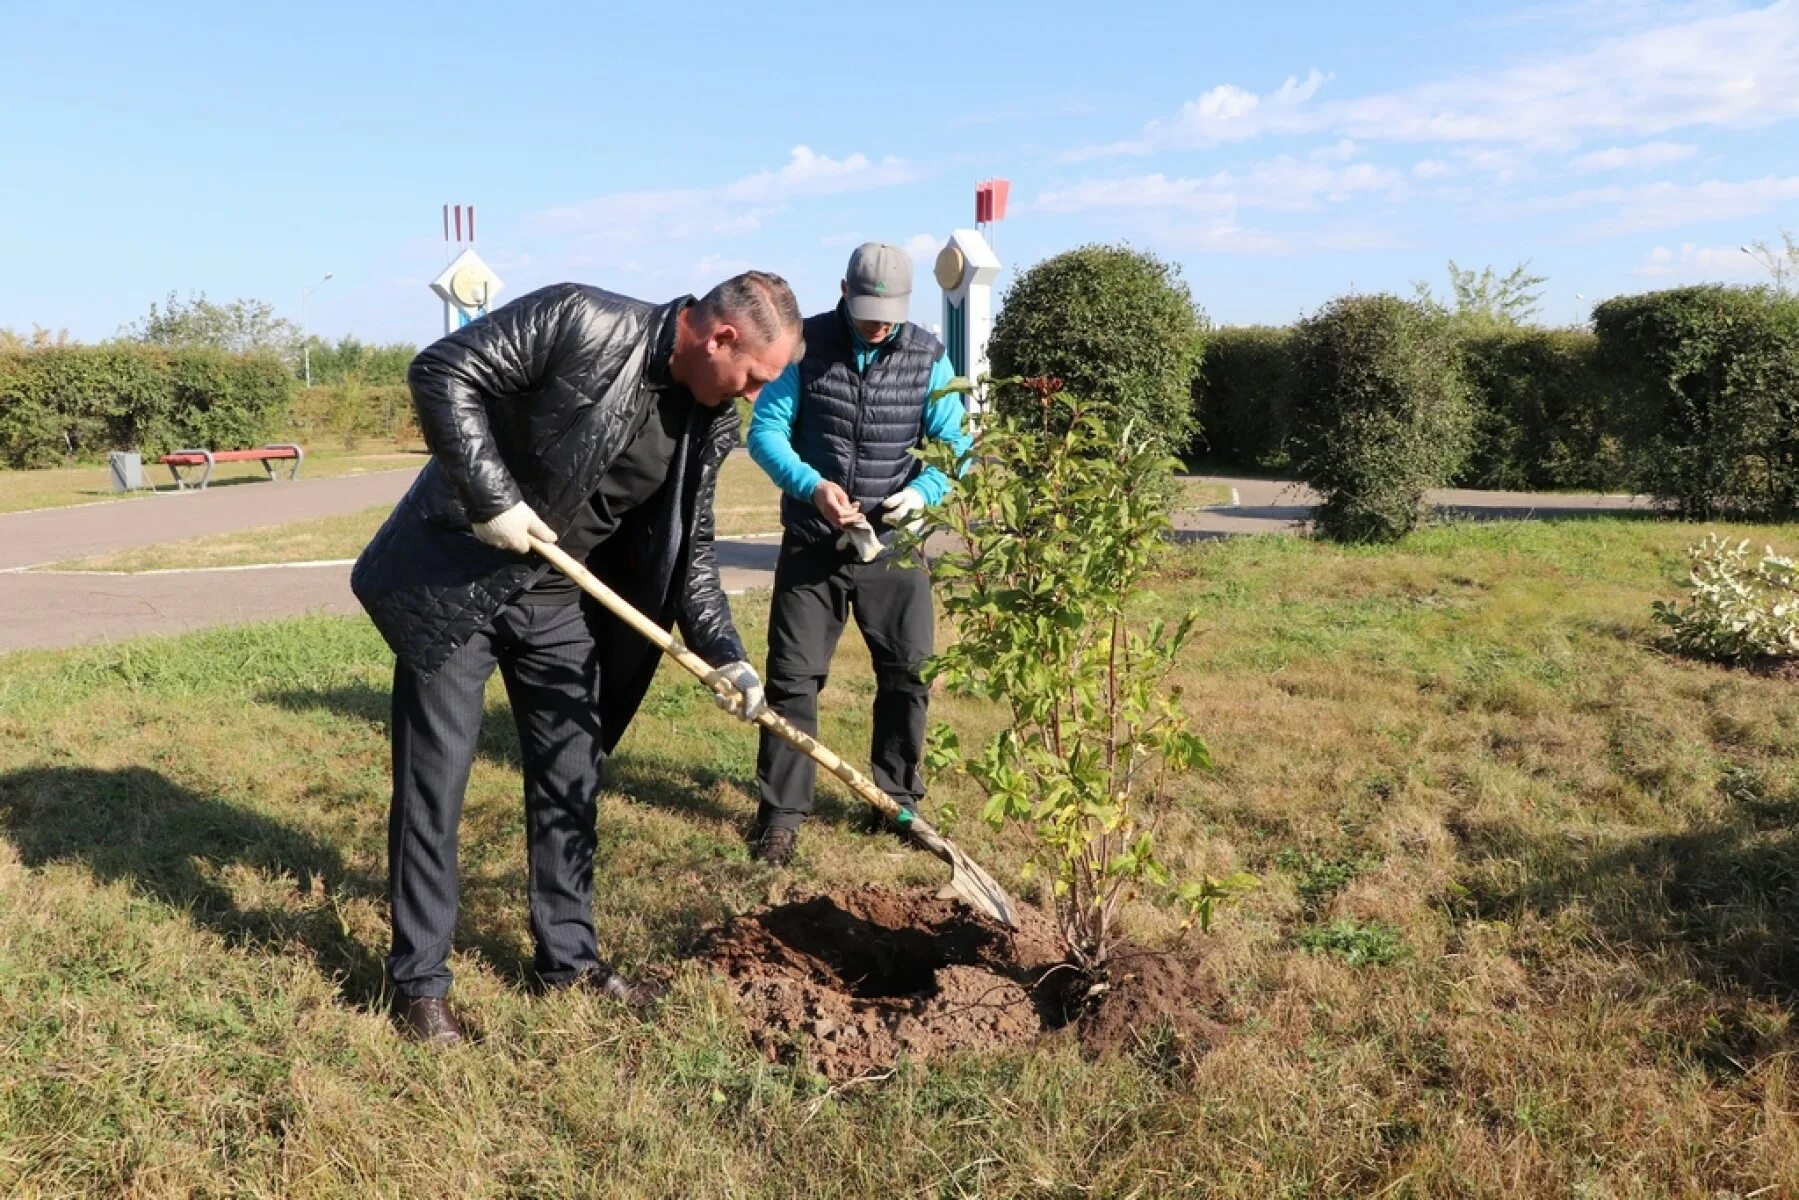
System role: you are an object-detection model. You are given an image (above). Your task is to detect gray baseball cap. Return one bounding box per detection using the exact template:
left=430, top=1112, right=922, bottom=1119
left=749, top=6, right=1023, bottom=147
left=844, top=242, right=912, bottom=324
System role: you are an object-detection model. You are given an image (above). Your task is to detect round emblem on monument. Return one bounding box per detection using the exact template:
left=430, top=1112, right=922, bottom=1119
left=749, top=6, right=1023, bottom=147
left=449, top=265, right=488, bottom=308
left=933, top=243, right=966, bottom=291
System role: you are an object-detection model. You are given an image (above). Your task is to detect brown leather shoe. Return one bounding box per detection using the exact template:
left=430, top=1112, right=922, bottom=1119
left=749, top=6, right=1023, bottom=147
left=569, top=966, right=670, bottom=1017
left=394, top=994, right=465, bottom=1045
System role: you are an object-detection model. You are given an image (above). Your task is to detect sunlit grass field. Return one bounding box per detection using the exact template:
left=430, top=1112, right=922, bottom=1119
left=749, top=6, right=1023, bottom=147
left=4, top=516, right=1798, bottom=1195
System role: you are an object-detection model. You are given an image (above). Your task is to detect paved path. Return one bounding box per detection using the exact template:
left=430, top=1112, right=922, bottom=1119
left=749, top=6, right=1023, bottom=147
left=0, top=469, right=1652, bottom=653
left=1174, top=476, right=1651, bottom=540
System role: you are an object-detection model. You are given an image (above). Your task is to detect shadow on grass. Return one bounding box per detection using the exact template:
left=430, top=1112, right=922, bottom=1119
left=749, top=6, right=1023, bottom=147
left=0, top=764, right=392, bottom=1013
left=260, top=681, right=753, bottom=830
left=1452, top=774, right=1799, bottom=1008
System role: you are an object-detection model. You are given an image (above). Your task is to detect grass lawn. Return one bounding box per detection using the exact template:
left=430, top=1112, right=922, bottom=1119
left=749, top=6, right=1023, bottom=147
left=0, top=441, right=430, bottom=515
left=1180, top=478, right=1234, bottom=509
left=4, top=517, right=1799, bottom=1195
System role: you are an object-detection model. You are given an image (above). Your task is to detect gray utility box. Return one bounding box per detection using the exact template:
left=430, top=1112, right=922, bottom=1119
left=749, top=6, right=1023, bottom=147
left=108, top=451, right=145, bottom=492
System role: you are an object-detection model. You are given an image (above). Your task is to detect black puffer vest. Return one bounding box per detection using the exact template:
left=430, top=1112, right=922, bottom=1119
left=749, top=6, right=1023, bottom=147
left=780, top=305, right=943, bottom=545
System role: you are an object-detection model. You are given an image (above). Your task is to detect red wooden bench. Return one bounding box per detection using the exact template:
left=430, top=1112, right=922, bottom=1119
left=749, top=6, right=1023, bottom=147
left=159, top=443, right=304, bottom=490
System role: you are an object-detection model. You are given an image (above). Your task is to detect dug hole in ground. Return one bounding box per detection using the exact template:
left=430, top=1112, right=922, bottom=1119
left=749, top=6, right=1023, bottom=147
left=685, top=884, right=1225, bottom=1083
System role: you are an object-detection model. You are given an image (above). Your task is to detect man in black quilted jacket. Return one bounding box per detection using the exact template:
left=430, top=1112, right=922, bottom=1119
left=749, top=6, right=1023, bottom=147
left=351, top=272, right=802, bottom=1044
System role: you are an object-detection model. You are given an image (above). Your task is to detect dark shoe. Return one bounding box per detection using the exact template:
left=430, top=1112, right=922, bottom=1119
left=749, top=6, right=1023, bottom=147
left=750, top=825, right=798, bottom=866
left=394, top=993, right=464, bottom=1046
left=861, top=803, right=920, bottom=841
left=569, top=966, right=670, bottom=1017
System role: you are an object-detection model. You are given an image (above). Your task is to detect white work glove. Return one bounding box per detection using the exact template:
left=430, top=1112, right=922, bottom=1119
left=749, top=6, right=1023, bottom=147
left=836, top=516, right=884, bottom=563
left=880, top=487, right=926, bottom=535
left=472, top=500, right=557, bottom=554
left=704, top=659, right=767, bottom=722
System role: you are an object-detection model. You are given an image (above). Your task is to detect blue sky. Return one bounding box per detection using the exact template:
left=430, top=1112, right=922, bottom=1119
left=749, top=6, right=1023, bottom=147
left=3, top=0, right=1795, bottom=346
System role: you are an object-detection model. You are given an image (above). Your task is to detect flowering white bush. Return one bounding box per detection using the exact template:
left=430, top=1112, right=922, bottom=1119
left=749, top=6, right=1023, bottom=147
left=1652, top=534, right=1799, bottom=662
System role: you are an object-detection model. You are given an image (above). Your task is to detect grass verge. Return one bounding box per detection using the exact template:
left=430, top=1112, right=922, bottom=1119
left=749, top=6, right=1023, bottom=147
left=0, top=442, right=429, bottom=515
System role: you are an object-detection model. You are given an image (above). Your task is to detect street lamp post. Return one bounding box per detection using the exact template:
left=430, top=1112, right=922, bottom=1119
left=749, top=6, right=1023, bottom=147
left=301, top=272, right=334, bottom=387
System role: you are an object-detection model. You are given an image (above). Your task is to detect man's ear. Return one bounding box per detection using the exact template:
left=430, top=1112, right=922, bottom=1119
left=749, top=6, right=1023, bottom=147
left=710, top=322, right=740, bottom=351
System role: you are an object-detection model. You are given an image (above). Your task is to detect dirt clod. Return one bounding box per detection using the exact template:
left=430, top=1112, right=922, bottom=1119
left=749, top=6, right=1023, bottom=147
left=690, top=886, right=1224, bottom=1080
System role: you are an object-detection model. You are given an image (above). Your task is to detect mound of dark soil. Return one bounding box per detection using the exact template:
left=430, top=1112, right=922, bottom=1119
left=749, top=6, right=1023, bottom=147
left=689, top=886, right=1223, bottom=1081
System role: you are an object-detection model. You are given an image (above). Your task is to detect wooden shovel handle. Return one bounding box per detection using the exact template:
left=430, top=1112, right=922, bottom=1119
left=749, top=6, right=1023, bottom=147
left=529, top=537, right=908, bottom=823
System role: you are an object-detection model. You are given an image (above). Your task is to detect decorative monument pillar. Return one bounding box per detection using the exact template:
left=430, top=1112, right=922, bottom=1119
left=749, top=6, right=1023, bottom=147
left=934, top=180, right=1008, bottom=399
left=934, top=228, right=1001, bottom=383
left=430, top=204, right=503, bottom=335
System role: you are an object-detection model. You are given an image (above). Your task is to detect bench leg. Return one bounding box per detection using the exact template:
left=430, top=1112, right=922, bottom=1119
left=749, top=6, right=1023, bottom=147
left=165, top=450, right=215, bottom=491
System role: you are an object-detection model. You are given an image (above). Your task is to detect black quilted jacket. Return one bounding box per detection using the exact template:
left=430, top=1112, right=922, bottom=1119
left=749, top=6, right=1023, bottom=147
left=351, top=283, right=747, bottom=751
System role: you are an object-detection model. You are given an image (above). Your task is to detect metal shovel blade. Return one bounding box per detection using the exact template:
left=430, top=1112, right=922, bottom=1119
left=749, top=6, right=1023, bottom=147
left=907, top=815, right=1016, bottom=928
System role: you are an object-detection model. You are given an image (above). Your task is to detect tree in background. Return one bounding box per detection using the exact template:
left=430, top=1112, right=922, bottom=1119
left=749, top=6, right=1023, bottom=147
left=1413, top=261, right=1547, bottom=328
left=121, top=292, right=300, bottom=363
left=1740, top=229, right=1798, bottom=295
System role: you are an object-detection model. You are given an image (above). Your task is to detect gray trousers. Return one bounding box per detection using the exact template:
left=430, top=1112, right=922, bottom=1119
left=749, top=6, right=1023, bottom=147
left=755, top=536, right=933, bottom=833
left=387, top=600, right=605, bottom=997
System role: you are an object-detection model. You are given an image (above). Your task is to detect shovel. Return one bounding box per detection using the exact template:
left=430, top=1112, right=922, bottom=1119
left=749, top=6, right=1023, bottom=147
left=529, top=536, right=1018, bottom=929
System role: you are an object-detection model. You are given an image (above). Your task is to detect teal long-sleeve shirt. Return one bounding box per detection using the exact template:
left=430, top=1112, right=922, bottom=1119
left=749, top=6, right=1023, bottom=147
left=747, top=333, right=968, bottom=506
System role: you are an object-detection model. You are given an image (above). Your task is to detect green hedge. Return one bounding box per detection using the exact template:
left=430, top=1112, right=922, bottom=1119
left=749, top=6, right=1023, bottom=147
left=1291, top=295, right=1473, bottom=543
left=1595, top=285, right=1799, bottom=519
left=286, top=382, right=418, bottom=449
left=0, top=345, right=292, bottom=468
left=1456, top=327, right=1623, bottom=492
left=301, top=337, right=416, bottom=387
left=1190, top=325, right=1297, bottom=469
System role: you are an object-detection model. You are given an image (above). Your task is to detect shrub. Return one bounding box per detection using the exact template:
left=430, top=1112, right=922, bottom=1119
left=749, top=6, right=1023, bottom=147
left=1652, top=534, right=1799, bottom=663
left=0, top=344, right=292, bottom=467
left=286, top=382, right=418, bottom=449
left=1290, top=294, right=1474, bottom=543
left=986, top=245, right=1206, bottom=456
left=299, top=336, right=415, bottom=387
left=1190, top=325, right=1297, bottom=469
left=912, top=377, right=1253, bottom=980
left=1595, top=285, right=1799, bottom=519
left=1456, top=327, right=1623, bottom=491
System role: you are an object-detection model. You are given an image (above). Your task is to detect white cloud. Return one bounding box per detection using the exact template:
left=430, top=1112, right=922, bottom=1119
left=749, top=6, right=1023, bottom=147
left=1037, top=156, right=1402, bottom=222
left=1571, top=141, right=1698, bottom=172
left=902, top=233, right=941, bottom=266
left=529, top=146, right=926, bottom=253
left=1034, top=159, right=1404, bottom=257
left=1069, top=70, right=1330, bottom=157
left=1078, top=2, right=1799, bottom=158
left=1546, top=174, right=1799, bottom=234
left=1633, top=242, right=1769, bottom=279
left=1311, top=139, right=1362, bottom=163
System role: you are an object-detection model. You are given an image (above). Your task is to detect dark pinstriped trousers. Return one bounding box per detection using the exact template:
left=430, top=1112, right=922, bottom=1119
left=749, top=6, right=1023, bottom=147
left=387, top=600, right=605, bottom=997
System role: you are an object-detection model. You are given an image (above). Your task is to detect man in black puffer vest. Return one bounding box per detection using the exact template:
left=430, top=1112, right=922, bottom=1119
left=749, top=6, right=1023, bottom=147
left=745, top=244, right=970, bottom=865
left=352, top=272, right=803, bottom=1044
